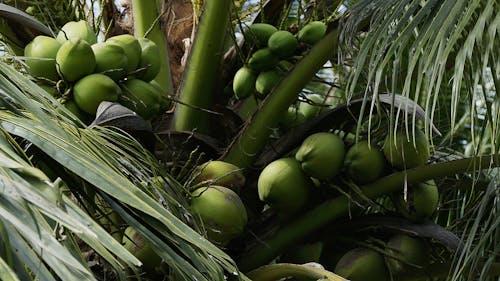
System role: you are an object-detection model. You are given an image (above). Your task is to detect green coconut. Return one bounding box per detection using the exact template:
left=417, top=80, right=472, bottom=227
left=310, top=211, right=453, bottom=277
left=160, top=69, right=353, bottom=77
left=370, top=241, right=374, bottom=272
left=149, top=80, right=170, bottom=111
left=73, top=73, right=121, bottom=114
left=281, top=241, right=324, bottom=264
left=394, top=180, right=439, bottom=221
left=190, top=186, right=248, bottom=246
left=295, top=132, right=345, bottom=180
left=386, top=234, right=429, bottom=276
left=279, top=107, right=307, bottom=130
left=191, top=160, right=246, bottom=191
left=248, top=48, right=280, bottom=72
left=268, top=30, right=299, bottom=58
left=383, top=127, right=430, bottom=169
left=136, top=37, right=161, bottom=82
left=106, top=34, right=142, bottom=73
left=257, top=157, right=310, bottom=214
left=63, top=99, right=90, bottom=123
left=120, top=78, right=162, bottom=120
left=24, top=36, right=61, bottom=81
left=334, top=248, right=389, bottom=281
left=39, top=84, right=59, bottom=97
left=94, top=194, right=125, bottom=241
left=56, top=20, right=97, bottom=44
left=298, top=94, right=327, bottom=119
left=244, top=23, right=278, bottom=47
left=255, top=68, right=282, bottom=96
left=56, top=38, right=96, bottom=82
left=91, top=42, right=128, bottom=81
left=122, top=226, right=162, bottom=272
left=233, top=66, right=257, bottom=100
left=297, top=21, right=327, bottom=45
left=344, top=141, right=386, bottom=184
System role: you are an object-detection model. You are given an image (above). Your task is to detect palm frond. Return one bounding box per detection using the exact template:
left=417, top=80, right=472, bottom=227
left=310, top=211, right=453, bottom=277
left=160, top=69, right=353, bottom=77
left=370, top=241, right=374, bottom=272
left=0, top=59, right=241, bottom=279
left=343, top=0, right=499, bottom=141
left=342, top=1, right=499, bottom=280
left=447, top=173, right=499, bottom=281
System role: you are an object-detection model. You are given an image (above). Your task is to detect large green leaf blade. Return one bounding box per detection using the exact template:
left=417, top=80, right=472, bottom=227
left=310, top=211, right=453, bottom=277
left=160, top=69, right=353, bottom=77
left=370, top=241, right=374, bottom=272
left=0, top=60, right=239, bottom=278
left=0, top=256, right=20, bottom=281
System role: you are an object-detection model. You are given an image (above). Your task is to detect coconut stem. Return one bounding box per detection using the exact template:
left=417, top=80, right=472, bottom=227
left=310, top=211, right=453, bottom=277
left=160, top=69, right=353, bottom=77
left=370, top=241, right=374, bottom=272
left=171, top=0, right=232, bottom=133
left=247, top=263, right=346, bottom=281
left=222, top=26, right=339, bottom=168
left=131, top=0, right=173, bottom=99
left=237, top=154, right=500, bottom=272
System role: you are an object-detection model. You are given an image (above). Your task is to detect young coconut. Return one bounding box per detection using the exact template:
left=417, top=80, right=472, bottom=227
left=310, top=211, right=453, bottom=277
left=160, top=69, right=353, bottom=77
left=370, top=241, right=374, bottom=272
left=91, top=42, right=128, bottom=81
left=344, top=141, right=386, bottom=184
left=56, top=20, right=97, bottom=44
left=233, top=66, right=257, bottom=100
left=257, top=157, right=311, bottom=215
left=280, top=241, right=324, bottom=264
left=56, top=38, right=96, bottom=82
left=334, top=248, right=389, bottom=281
left=191, top=160, right=245, bottom=191
left=136, top=38, right=161, bottom=82
left=94, top=194, right=124, bottom=241
left=24, top=35, right=61, bottom=81
left=244, top=23, right=278, bottom=47
left=268, top=30, right=299, bottom=58
left=190, top=186, right=248, bottom=246
left=120, top=78, right=162, bottom=120
left=385, top=234, right=429, bottom=276
left=297, top=21, right=327, bottom=45
left=383, top=127, right=430, bottom=169
left=73, top=73, right=121, bottom=114
left=62, top=99, right=90, bottom=123
left=279, top=107, right=307, bottom=130
left=255, top=68, right=282, bottom=96
left=295, top=132, right=346, bottom=180
left=393, top=180, right=439, bottom=221
left=122, top=226, right=162, bottom=273
left=106, top=34, right=142, bottom=73
left=149, top=80, right=170, bottom=111
left=248, top=48, right=279, bottom=72
left=298, top=94, right=327, bottom=119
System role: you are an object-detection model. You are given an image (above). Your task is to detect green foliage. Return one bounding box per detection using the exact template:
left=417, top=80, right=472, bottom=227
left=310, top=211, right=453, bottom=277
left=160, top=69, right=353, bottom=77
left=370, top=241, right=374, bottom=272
left=0, top=61, right=240, bottom=280
left=0, top=0, right=498, bottom=280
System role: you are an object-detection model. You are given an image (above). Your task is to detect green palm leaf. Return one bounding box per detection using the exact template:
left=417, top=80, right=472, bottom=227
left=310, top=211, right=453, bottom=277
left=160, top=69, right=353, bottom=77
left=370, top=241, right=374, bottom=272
left=344, top=0, right=498, bottom=140
left=0, top=58, right=241, bottom=279
left=0, top=253, right=21, bottom=281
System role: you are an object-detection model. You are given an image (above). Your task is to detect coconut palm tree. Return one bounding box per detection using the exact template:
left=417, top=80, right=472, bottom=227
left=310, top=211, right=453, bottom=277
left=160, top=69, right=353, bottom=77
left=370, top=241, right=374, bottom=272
left=0, top=0, right=498, bottom=280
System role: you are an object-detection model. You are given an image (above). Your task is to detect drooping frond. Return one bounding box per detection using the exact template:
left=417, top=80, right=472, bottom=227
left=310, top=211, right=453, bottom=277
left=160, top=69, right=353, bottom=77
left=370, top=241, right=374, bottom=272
left=0, top=59, right=241, bottom=279
left=342, top=0, right=499, bottom=147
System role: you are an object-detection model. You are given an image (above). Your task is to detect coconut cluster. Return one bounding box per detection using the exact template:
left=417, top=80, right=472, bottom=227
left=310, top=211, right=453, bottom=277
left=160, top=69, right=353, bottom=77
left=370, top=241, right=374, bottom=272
left=253, top=126, right=438, bottom=279
left=257, top=132, right=386, bottom=217
left=333, top=234, right=429, bottom=280
left=257, top=126, right=438, bottom=220
left=232, top=21, right=327, bottom=100
left=24, top=20, right=168, bottom=122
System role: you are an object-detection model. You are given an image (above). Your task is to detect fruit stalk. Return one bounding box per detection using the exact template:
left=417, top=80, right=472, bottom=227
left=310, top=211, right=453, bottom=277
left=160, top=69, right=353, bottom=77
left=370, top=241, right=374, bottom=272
left=131, top=0, right=173, bottom=95
left=223, top=27, right=339, bottom=168
left=247, top=263, right=346, bottom=281
left=237, top=154, right=500, bottom=271
left=171, top=0, right=232, bottom=133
